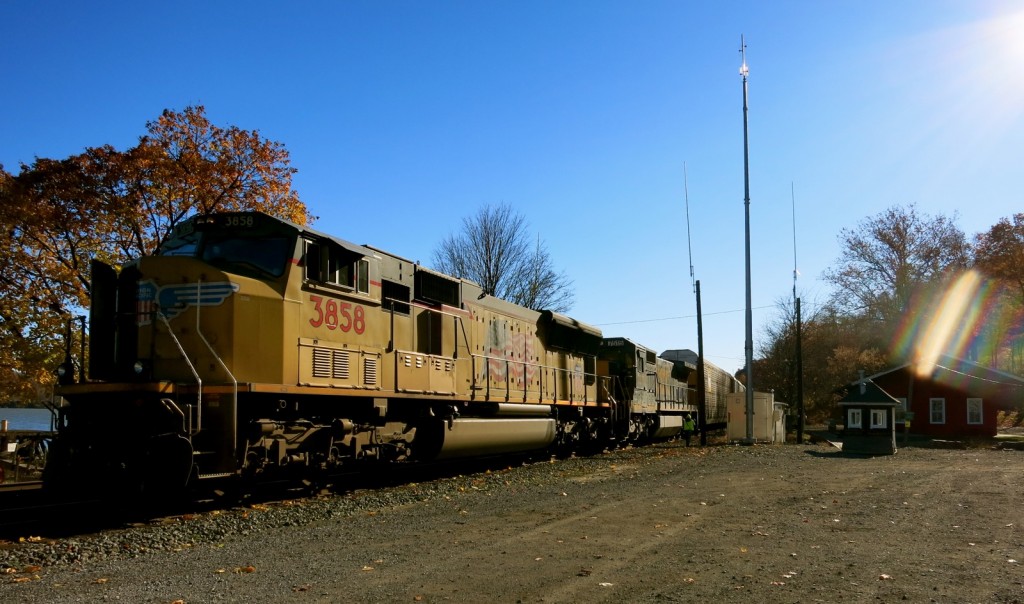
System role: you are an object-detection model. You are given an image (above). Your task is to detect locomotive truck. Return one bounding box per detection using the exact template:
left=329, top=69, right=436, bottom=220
left=46, top=211, right=728, bottom=495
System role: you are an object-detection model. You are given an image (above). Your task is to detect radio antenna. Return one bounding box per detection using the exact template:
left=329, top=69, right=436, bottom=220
left=684, top=162, right=696, bottom=293
left=791, top=181, right=798, bottom=301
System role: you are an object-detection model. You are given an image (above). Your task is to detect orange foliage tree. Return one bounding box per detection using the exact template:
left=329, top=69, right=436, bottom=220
left=0, top=106, right=309, bottom=402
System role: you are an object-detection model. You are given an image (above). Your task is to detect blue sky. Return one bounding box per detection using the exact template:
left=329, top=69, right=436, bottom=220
left=3, top=1, right=1022, bottom=374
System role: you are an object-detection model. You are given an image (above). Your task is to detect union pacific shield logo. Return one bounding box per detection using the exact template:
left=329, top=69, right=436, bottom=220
left=137, top=280, right=239, bottom=325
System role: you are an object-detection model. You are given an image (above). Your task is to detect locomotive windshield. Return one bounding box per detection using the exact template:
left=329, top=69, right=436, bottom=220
left=160, top=213, right=296, bottom=279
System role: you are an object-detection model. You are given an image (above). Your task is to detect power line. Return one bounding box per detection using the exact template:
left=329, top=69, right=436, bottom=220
left=595, top=304, right=776, bottom=326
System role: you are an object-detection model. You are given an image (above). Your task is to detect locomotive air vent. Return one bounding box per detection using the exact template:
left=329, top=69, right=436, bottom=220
left=311, top=347, right=352, bottom=380
left=364, top=356, right=379, bottom=386
left=333, top=350, right=351, bottom=380
left=312, top=348, right=331, bottom=379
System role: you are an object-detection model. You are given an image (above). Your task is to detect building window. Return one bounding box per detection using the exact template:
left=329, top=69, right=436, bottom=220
left=929, top=398, right=946, bottom=424
left=870, top=409, right=887, bottom=429
left=966, top=398, right=983, bottom=425
left=847, top=409, right=862, bottom=429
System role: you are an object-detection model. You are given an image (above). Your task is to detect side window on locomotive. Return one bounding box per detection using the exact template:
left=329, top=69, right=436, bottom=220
left=356, top=259, right=369, bottom=294
left=304, top=239, right=370, bottom=295
left=305, top=241, right=323, bottom=281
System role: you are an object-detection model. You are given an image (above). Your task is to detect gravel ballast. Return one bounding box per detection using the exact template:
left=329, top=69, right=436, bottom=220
left=2, top=439, right=1022, bottom=603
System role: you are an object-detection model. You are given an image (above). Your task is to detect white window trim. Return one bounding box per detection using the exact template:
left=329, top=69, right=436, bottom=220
left=966, top=398, right=983, bottom=425
left=929, top=398, right=946, bottom=424
left=847, top=409, right=862, bottom=429
left=870, top=409, right=887, bottom=429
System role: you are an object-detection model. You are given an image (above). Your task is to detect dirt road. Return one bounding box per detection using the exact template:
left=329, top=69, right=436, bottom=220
left=2, top=439, right=1022, bottom=602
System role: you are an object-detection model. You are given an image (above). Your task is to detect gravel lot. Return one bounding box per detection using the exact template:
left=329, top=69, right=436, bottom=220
left=1, top=436, right=1022, bottom=603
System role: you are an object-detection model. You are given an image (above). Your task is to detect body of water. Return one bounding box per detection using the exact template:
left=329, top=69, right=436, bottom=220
left=0, top=407, right=54, bottom=432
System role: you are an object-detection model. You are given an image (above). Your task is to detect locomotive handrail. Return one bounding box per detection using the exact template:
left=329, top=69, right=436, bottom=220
left=469, top=352, right=599, bottom=406
left=158, top=312, right=203, bottom=436
left=195, top=279, right=238, bottom=457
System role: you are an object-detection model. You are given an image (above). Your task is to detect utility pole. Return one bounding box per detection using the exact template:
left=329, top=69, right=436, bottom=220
left=683, top=162, right=707, bottom=446
left=696, top=280, right=707, bottom=446
left=792, top=182, right=804, bottom=444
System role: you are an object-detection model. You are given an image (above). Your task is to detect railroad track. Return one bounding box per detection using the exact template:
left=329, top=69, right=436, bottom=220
left=0, top=447, right=579, bottom=543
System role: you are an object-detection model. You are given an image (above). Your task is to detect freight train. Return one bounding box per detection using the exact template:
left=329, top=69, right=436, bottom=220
left=46, top=211, right=742, bottom=495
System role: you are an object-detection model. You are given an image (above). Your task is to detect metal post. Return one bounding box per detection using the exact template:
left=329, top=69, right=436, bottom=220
left=796, top=297, right=804, bottom=444
left=696, top=280, right=707, bottom=446
left=78, top=315, right=86, bottom=383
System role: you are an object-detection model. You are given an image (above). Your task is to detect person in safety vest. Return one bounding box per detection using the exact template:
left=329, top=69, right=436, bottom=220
left=683, top=414, right=696, bottom=446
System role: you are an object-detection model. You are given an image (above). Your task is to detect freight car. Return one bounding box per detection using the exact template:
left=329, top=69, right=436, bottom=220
left=46, top=211, right=724, bottom=496
left=659, top=349, right=744, bottom=429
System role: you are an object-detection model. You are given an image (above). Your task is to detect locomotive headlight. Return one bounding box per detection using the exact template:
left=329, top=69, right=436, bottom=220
left=134, top=361, right=145, bottom=375
left=57, top=365, right=67, bottom=378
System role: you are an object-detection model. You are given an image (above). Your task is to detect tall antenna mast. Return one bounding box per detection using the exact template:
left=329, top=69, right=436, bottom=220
left=740, top=34, right=755, bottom=445
left=684, top=162, right=695, bottom=293
left=791, top=181, right=798, bottom=301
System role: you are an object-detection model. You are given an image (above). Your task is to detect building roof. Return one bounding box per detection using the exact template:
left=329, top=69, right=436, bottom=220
left=863, top=355, right=1024, bottom=390
left=838, top=379, right=901, bottom=406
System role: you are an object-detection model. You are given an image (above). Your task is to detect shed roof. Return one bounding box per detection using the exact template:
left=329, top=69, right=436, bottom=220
left=838, top=379, right=901, bottom=406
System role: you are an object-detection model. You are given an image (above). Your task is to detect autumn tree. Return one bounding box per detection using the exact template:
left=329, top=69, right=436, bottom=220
left=0, top=106, right=308, bottom=402
left=823, top=204, right=970, bottom=326
left=974, top=214, right=1024, bottom=302
left=972, top=214, right=1024, bottom=371
left=432, top=203, right=574, bottom=313
left=755, top=298, right=888, bottom=422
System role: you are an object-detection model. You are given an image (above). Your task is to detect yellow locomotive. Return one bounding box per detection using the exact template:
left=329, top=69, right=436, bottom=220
left=48, top=211, right=699, bottom=494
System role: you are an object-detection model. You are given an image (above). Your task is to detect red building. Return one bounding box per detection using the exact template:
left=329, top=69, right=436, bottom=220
left=860, top=356, right=1024, bottom=438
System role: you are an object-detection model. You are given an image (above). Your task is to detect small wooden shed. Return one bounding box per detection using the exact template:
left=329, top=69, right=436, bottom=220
left=838, top=379, right=899, bottom=455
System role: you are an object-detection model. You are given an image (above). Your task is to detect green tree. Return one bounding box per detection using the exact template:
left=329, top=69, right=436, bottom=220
left=432, top=203, right=574, bottom=313
left=0, top=106, right=309, bottom=402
